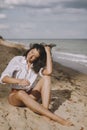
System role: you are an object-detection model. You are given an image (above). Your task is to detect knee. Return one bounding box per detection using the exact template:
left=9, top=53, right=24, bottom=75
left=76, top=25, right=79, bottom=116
left=43, top=75, right=51, bottom=82
left=16, top=90, right=26, bottom=98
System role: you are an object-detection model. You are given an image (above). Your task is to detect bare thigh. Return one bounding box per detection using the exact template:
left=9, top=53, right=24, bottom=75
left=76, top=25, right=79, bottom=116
left=8, top=78, right=43, bottom=107
left=28, top=78, right=43, bottom=100
left=8, top=91, right=25, bottom=107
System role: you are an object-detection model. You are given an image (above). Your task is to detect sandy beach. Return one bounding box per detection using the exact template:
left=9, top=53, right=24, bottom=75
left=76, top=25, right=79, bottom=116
left=0, top=39, right=87, bottom=130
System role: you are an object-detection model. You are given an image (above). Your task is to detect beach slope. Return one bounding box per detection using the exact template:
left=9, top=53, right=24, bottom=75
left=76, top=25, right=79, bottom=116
left=0, top=40, right=87, bottom=130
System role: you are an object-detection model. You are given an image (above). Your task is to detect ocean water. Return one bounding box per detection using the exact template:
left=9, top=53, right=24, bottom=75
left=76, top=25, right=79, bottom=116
left=8, top=39, right=87, bottom=74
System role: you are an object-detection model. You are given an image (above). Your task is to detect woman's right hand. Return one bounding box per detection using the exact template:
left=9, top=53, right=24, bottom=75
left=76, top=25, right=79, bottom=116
left=18, top=79, right=30, bottom=86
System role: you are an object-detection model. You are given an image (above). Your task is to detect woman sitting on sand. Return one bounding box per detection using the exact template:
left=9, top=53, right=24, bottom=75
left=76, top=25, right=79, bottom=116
left=0, top=43, right=72, bottom=126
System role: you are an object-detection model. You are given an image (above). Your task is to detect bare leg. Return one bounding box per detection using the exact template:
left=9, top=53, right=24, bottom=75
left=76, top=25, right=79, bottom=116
left=8, top=90, right=73, bottom=126
left=41, top=76, right=51, bottom=109
left=8, top=76, right=50, bottom=106
left=29, top=76, right=51, bottom=109
left=8, top=90, right=25, bottom=107
left=29, top=76, right=51, bottom=121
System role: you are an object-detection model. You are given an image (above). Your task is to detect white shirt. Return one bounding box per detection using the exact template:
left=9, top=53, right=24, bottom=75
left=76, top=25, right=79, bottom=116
left=0, top=56, right=43, bottom=92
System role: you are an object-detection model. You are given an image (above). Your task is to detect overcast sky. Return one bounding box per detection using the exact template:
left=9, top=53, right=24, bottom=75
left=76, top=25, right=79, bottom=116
left=0, top=0, right=87, bottom=39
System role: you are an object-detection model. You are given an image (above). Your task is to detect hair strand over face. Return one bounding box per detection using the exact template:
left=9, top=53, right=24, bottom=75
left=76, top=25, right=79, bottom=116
left=24, top=44, right=47, bottom=73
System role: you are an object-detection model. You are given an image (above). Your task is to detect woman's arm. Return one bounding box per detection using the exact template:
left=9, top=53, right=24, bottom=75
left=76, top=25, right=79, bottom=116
left=42, top=46, right=53, bottom=75
left=2, top=76, right=30, bottom=86
left=0, top=56, right=30, bottom=86
left=2, top=76, right=20, bottom=84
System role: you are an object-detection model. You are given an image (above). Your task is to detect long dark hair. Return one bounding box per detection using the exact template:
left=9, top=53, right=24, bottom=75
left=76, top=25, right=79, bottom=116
left=24, top=44, right=47, bottom=73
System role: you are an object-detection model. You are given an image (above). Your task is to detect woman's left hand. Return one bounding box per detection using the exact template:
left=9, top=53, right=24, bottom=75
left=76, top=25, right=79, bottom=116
left=44, top=46, right=51, bottom=53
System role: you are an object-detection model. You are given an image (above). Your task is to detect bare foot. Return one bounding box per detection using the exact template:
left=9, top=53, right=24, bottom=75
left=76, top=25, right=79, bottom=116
left=60, top=119, right=74, bottom=126
left=42, top=116, right=73, bottom=126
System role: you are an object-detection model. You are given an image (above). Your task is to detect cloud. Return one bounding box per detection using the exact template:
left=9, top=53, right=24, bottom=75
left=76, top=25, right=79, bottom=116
left=0, top=0, right=13, bottom=9
left=0, top=14, right=6, bottom=19
left=1, top=0, right=49, bottom=8
left=0, top=24, right=9, bottom=29
left=19, top=23, right=36, bottom=30
left=61, top=0, right=87, bottom=10
left=0, top=0, right=87, bottom=38
left=0, top=0, right=87, bottom=12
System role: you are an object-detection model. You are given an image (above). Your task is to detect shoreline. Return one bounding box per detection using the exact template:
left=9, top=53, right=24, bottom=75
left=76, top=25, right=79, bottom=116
left=53, top=58, right=87, bottom=75
left=0, top=39, right=87, bottom=130
left=1, top=38, right=87, bottom=75
left=52, top=51, right=87, bottom=75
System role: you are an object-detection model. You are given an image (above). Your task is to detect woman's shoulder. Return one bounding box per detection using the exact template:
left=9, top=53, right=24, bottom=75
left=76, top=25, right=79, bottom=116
left=12, top=56, right=24, bottom=60
left=10, top=56, right=25, bottom=63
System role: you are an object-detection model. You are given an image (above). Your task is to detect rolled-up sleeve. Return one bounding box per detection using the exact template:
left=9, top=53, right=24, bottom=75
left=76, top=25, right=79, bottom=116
left=0, top=56, right=19, bottom=84
left=39, top=68, right=44, bottom=77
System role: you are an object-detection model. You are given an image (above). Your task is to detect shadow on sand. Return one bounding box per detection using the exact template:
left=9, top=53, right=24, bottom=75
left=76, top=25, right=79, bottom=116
left=50, top=89, right=72, bottom=112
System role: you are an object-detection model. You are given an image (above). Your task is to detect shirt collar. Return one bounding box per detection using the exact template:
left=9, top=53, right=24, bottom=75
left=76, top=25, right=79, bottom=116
left=21, top=56, right=33, bottom=68
left=21, top=56, right=27, bottom=64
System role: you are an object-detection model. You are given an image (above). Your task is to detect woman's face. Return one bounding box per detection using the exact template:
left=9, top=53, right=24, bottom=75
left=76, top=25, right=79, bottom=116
left=27, top=48, right=40, bottom=63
